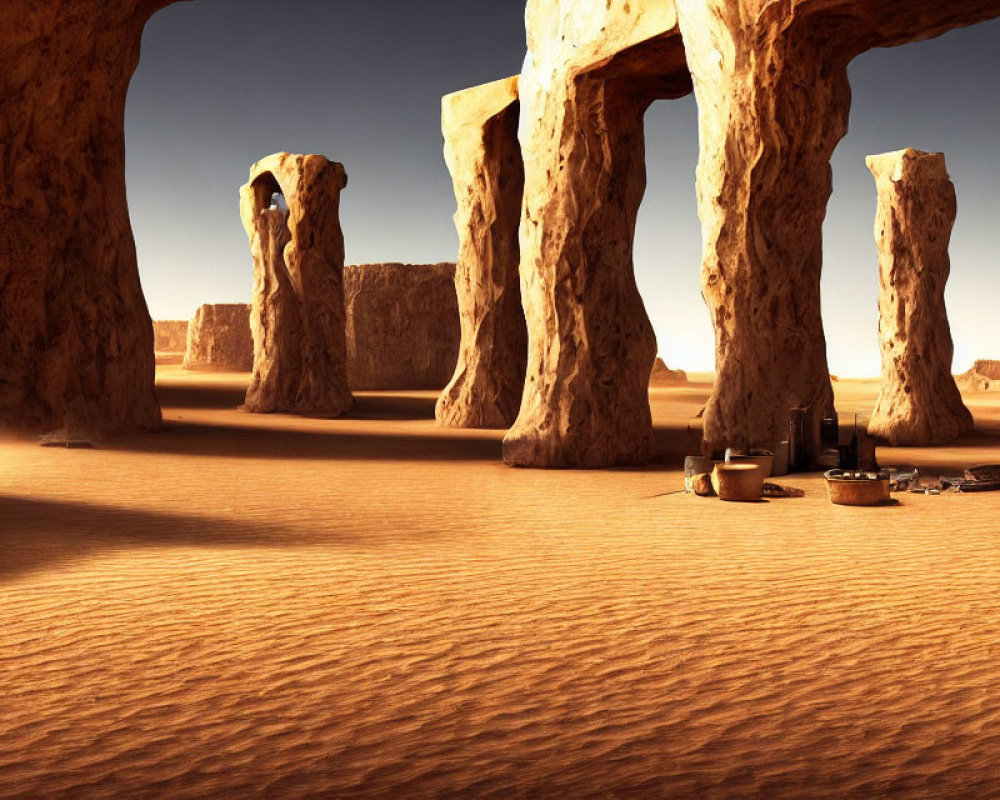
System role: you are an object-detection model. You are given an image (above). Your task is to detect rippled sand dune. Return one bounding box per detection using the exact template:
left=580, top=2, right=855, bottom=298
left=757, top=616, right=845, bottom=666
left=2, top=364, right=1000, bottom=798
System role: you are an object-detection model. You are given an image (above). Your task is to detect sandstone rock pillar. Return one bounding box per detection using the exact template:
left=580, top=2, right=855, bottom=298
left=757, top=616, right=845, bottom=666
left=502, top=1, right=692, bottom=468
left=674, top=0, right=1000, bottom=461
left=239, top=153, right=353, bottom=415
left=436, top=77, right=527, bottom=429
left=0, top=1, right=178, bottom=436
left=867, top=149, right=973, bottom=445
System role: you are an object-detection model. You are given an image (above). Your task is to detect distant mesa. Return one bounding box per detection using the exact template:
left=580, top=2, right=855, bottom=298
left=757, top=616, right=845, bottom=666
left=345, top=263, right=461, bottom=391
left=956, top=360, right=1000, bottom=392
left=153, top=320, right=188, bottom=353
left=182, top=304, right=253, bottom=371
left=649, top=357, right=688, bottom=386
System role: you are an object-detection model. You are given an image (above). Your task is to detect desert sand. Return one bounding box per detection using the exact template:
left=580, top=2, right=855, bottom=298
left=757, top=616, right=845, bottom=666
left=2, top=359, right=1000, bottom=799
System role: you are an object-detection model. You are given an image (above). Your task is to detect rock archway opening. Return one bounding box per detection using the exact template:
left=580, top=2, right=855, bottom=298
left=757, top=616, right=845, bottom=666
left=634, top=95, right=708, bottom=380
left=822, top=19, right=1000, bottom=382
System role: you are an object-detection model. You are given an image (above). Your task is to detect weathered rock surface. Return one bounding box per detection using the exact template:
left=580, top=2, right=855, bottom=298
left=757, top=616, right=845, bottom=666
left=153, top=321, right=189, bottom=353
left=503, top=0, right=693, bottom=468
left=239, top=153, right=353, bottom=415
left=436, top=77, right=527, bottom=429
left=866, top=149, right=973, bottom=445
left=344, top=263, right=461, bottom=390
left=957, top=360, right=1000, bottom=392
left=674, top=0, right=1000, bottom=460
left=0, top=1, right=174, bottom=436
left=649, top=357, right=688, bottom=386
left=182, top=304, right=253, bottom=371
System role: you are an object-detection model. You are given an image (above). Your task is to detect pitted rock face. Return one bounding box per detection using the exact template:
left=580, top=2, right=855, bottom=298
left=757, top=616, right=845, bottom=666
left=502, top=0, right=692, bottom=468
left=866, top=149, right=973, bottom=446
left=0, top=0, right=181, bottom=436
left=673, top=0, right=1000, bottom=460
left=435, top=77, right=526, bottom=430
left=239, top=153, right=353, bottom=416
left=344, top=264, right=461, bottom=391
left=182, top=304, right=253, bottom=372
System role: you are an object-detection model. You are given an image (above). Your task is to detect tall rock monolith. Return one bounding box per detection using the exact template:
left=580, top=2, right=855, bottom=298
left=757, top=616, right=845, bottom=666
left=502, top=0, right=692, bottom=468
left=436, top=76, right=527, bottom=429
left=866, top=149, right=973, bottom=445
left=239, top=153, right=354, bottom=416
left=0, top=1, right=176, bottom=436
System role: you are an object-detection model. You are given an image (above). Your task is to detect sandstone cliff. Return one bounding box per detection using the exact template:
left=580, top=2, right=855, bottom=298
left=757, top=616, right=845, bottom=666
left=182, top=305, right=253, bottom=371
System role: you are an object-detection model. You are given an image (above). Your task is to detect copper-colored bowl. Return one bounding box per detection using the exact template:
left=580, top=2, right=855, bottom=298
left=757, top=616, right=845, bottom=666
left=712, top=463, right=766, bottom=502
left=824, top=470, right=891, bottom=506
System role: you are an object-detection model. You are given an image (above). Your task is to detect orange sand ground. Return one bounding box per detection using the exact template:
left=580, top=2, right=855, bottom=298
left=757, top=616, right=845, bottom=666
left=2, top=360, right=1000, bottom=799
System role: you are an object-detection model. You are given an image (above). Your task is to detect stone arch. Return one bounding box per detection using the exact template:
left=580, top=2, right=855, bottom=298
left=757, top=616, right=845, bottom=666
left=673, top=0, right=1000, bottom=463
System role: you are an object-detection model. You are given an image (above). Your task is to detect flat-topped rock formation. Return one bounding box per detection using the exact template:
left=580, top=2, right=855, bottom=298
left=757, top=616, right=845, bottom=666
left=153, top=321, right=189, bottom=353
left=957, top=360, right=1000, bottom=392
left=649, top=358, right=688, bottom=386
left=0, top=0, right=170, bottom=436
left=239, top=153, right=354, bottom=416
left=344, top=263, right=461, bottom=390
left=674, top=0, right=1000, bottom=460
left=436, top=76, right=527, bottom=430
left=182, top=304, right=253, bottom=371
left=502, top=0, right=693, bottom=468
left=866, top=149, right=972, bottom=445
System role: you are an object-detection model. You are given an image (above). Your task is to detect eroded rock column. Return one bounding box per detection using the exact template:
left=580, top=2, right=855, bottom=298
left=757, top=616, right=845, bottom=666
left=502, top=0, right=692, bottom=468
left=674, top=0, right=1000, bottom=460
left=0, top=1, right=177, bottom=436
left=867, top=149, right=972, bottom=445
left=436, top=77, right=526, bottom=429
left=239, top=153, right=353, bottom=415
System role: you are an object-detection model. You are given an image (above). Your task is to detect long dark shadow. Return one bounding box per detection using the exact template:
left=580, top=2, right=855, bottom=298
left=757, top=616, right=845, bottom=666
left=156, top=381, right=445, bottom=422
left=107, top=419, right=504, bottom=463
left=0, top=495, right=317, bottom=582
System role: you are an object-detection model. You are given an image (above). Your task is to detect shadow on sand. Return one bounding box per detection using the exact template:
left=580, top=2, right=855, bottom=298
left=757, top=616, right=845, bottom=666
left=0, top=495, right=324, bottom=582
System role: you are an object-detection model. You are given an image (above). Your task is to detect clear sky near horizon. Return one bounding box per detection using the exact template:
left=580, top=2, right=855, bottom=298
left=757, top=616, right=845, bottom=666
left=125, top=1, right=1000, bottom=377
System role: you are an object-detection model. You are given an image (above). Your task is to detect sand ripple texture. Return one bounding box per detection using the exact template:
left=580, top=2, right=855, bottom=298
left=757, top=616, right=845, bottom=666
left=2, top=369, right=1000, bottom=799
